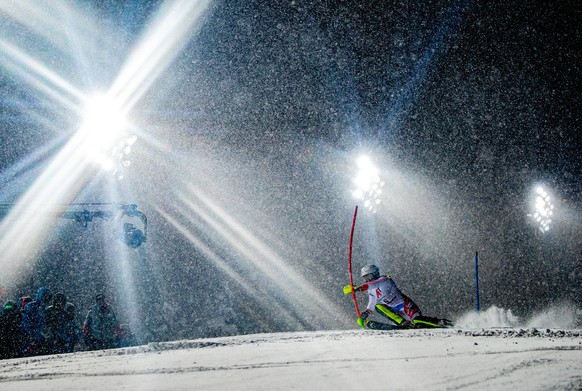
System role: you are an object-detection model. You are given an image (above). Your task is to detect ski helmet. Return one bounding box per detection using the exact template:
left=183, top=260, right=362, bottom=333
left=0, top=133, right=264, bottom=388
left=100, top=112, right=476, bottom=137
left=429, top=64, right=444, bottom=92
left=361, top=264, right=380, bottom=280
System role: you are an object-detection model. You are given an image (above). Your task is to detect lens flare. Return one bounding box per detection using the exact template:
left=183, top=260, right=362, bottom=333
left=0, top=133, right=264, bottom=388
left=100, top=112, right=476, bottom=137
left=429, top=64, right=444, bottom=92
left=0, top=0, right=213, bottom=285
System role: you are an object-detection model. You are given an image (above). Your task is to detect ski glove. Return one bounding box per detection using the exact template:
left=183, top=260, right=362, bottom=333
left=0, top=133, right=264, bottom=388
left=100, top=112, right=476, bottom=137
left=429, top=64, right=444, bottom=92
left=343, top=285, right=359, bottom=294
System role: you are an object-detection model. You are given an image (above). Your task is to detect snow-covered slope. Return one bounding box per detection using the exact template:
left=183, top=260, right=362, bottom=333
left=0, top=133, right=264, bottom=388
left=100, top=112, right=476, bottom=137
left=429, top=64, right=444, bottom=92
left=1, top=327, right=580, bottom=391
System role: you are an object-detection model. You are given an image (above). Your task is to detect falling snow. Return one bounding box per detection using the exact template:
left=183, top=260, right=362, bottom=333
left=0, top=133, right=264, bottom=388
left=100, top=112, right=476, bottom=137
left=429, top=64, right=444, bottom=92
left=0, top=0, right=580, bottom=369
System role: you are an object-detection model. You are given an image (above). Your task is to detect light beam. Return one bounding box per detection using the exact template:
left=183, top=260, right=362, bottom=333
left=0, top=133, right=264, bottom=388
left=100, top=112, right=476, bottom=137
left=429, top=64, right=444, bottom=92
left=0, top=0, right=213, bottom=285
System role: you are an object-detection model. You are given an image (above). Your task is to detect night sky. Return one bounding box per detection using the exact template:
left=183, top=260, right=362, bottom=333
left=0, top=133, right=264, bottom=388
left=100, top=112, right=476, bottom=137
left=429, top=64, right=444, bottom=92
left=0, top=0, right=580, bottom=341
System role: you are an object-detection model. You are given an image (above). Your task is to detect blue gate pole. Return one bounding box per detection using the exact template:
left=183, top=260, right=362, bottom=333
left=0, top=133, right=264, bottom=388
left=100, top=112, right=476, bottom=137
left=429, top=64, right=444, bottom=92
left=475, top=251, right=480, bottom=312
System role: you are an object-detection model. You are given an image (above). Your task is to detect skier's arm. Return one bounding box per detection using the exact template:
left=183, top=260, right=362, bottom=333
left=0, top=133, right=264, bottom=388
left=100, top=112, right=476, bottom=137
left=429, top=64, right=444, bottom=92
left=342, top=283, right=369, bottom=294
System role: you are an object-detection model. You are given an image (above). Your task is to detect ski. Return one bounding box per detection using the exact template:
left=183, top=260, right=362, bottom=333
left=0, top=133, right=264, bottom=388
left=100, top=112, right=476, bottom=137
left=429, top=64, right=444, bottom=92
left=366, top=320, right=453, bottom=330
left=412, top=318, right=454, bottom=329
left=365, top=321, right=403, bottom=330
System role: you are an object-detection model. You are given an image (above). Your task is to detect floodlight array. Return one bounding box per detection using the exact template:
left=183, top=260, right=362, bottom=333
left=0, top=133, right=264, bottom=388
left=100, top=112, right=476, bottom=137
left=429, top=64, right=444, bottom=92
left=352, top=156, right=384, bottom=213
left=533, top=186, right=554, bottom=233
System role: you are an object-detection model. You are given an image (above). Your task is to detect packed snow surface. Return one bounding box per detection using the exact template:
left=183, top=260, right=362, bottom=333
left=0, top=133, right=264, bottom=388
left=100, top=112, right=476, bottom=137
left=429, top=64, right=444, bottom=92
left=1, top=327, right=581, bottom=391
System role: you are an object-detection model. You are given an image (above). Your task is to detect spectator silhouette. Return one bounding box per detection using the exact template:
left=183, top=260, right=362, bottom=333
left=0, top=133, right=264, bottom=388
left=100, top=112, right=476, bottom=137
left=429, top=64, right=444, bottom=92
left=83, top=293, right=119, bottom=350
left=46, top=293, right=80, bottom=354
left=64, top=303, right=82, bottom=352
left=20, top=287, right=52, bottom=356
left=0, top=300, right=23, bottom=359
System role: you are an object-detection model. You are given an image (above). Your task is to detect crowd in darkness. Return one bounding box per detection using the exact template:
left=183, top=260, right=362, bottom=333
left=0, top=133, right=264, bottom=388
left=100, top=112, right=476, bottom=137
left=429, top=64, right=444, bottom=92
left=0, top=287, right=136, bottom=359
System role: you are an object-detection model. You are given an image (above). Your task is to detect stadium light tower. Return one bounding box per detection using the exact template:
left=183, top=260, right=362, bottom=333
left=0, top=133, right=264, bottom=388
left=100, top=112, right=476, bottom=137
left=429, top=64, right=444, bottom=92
left=79, top=93, right=137, bottom=180
left=532, top=186, right=554, bottom=233
left=352, top=155, right=384, bottom=213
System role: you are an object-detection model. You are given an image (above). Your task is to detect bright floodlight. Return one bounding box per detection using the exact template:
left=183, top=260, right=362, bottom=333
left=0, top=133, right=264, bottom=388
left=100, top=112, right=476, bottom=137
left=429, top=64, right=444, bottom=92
left=532, top=186, right=554, bottom=233
left=81, top=94, right=127, bottom=141
left=79, top=94, right=133, bottom=174
left=352, top=155, right=384, bottom=213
